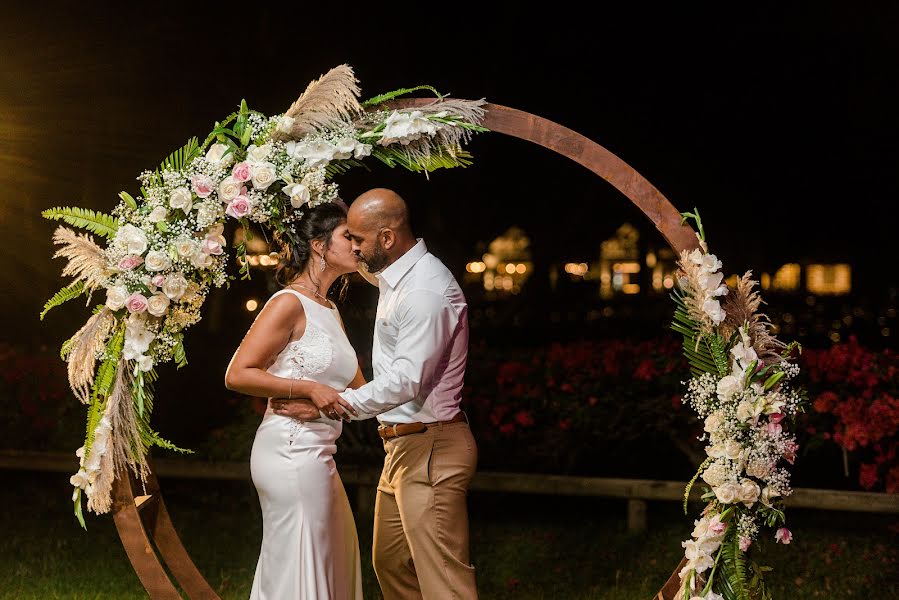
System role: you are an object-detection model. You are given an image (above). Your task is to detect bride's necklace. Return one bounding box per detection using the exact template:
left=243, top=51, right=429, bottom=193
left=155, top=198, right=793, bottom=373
left=289, top=281, right=329, bottom=305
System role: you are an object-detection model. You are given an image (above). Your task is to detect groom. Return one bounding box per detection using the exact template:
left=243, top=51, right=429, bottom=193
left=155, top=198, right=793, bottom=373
left=319, top=188, right=478, bottom=599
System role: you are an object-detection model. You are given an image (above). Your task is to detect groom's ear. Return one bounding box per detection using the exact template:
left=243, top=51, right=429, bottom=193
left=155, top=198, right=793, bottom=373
left=380, top=227, right=396, bottom=250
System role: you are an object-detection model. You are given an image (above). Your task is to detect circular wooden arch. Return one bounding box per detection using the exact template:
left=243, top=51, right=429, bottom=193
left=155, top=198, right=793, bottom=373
left=111, top=100, right=698, bottom=599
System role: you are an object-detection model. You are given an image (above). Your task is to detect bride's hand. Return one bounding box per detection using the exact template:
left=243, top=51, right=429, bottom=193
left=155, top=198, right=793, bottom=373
left=309, top=382, right=358, bottom=421
left=271, top=399, right=321, bottom=421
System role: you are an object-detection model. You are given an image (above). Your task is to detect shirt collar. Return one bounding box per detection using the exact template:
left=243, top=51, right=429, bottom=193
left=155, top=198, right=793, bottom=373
left=377, top=239, right=428, bottom=289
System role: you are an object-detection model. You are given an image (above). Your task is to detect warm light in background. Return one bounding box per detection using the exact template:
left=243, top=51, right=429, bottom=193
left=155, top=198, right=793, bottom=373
left=806, top=264, right=851, bottom=295
left=246, top=299, right=259, bottom=312
left=773, top=263, right=801, bottom=292
left=564, top=263, right=589, bottom=276
left=466, top=261, right=487, bottom=273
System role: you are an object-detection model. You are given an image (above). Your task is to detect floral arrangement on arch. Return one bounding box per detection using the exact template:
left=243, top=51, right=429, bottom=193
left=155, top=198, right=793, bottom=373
left=671, top=210, right=806, bottom=600
left=40, top=65, right=488, bottom=527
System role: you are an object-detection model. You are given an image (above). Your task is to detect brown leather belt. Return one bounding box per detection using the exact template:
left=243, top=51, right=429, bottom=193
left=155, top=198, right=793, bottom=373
left=377, top=412, right=468, bottom=440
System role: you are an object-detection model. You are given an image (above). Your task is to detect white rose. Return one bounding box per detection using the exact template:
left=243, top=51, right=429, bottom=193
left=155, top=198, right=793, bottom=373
left=148, top=206, right=168, bottom=223
left=195, top=202, right=221, bottom=229
left=105, top=286, right=129, bottom=310
left=746, top=458, right=771, bottom=479
left=162, top=273, right=188, bottom=301
left=218, top=176, right=241, bottom=201
left=714, top=482, right=739, bottom=505
left=169, top=187, right=193, bottom=213
left=250, top=162, right=277, bottom=190
left=333, top=137, right=357, bottom=160
left=723, top=439, right=743, bottom=460
left=701, top=461, right=727, bottom=487
left=736, top=400, right=754, bottom=423
left=205, top=143, right=233, bottom=166
left=739, top=479, right=761, bottom=507
left=118, top=224, right=148, bottom=255
left=716, top=374, right=742, bottom=401
left=135, top=354, right=154, bottom=372
left=760, top=486, right=779, bottom=507
left=172, top=236, right=198, bottom=258
left=246, top=143, right=272, bottom=164
left=191, top=250, right=213, bottom=269
left=144, top=250, right=171, bottom=272
left=704, top=411, right=724, bottom=434
left=283, top=182, right=310, bottom=208
left=276, top=115, right=295, bottom=134
left=147, top=293, right=170, bottom=317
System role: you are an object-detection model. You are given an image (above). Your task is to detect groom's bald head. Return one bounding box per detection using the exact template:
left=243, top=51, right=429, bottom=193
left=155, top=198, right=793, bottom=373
left=346, top=188, right=416, bottom=272
left=348, top=188, right=411, bottom=235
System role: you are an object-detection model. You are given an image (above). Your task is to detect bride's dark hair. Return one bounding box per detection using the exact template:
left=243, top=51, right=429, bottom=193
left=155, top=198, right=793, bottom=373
left=274, top=201, right=349, bottom=301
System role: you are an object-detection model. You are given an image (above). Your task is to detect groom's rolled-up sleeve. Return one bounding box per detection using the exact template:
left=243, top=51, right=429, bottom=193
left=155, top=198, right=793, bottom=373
left=340, top=289, right=457, bottom=420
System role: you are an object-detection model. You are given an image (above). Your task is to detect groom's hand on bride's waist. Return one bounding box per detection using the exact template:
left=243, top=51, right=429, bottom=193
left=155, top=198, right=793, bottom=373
left=270, top=398, right=321, bottom=421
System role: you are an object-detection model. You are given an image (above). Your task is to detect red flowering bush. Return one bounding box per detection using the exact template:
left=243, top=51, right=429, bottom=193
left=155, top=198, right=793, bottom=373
left=802, top=336, right=899, bottom=492
left=463, top=337, right=696, bottom=475
left=0, top=344, right=82, bottom=450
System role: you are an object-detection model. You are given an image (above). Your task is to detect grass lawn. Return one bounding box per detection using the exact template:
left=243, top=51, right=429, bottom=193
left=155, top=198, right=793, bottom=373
left=2, top=471, right=896, bottom=599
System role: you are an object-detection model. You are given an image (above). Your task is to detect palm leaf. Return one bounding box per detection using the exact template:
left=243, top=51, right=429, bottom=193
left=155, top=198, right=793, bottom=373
left=40, top=281, right=86, bottom=320
left=42, top=207, right=119, bottom=238
left=371, top=146, right=474, bottom=173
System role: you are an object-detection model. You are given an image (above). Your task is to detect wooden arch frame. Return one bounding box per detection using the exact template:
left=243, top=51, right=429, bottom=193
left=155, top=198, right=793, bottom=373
left=111, top=100, right=699, bottom=599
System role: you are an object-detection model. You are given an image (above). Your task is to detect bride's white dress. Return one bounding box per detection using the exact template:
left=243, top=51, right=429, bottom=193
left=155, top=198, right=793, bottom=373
left=249, top=289, right=363, bottom=600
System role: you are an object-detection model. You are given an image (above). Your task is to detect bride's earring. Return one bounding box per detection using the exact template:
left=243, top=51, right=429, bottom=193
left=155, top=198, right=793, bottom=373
left=319, top=253, right=327, bottom=272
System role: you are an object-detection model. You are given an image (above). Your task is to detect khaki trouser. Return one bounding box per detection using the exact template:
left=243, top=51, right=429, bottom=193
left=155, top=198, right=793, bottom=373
left=373, top=420, right=478, bottom=600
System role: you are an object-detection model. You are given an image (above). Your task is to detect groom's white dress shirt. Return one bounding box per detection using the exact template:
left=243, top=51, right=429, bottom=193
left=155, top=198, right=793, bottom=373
left=340, top=239, right=469, bottom=424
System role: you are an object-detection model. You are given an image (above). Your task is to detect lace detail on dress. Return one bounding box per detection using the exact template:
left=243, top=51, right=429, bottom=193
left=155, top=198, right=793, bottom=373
left=283, top=325, right=334, bottom=445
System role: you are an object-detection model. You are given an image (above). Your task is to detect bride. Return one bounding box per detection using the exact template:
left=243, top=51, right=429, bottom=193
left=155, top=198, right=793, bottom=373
left=225, top=200, right=364, bottom=599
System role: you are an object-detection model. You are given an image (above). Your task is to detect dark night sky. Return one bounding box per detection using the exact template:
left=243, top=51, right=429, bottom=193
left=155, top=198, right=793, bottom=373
left=3, top=3, right=898, bottom=347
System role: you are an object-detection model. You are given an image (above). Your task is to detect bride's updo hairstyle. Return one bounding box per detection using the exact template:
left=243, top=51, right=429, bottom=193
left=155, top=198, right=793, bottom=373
left=274, top=200, right=349, bottom=300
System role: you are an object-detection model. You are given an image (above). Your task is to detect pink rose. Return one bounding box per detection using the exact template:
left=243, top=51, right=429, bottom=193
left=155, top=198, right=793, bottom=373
left=126, top=293, right=148, bottom=314
left=769, top=413, right=785, bottom=424
left=225, top=196, right=251, bottom=218
left=151, top=275, right=166, bottom=287
left=191, top=174, right=214, bottom=198
left=201, top=237, right=223, bottom=255
left=739, top=536, right=752, bottom=551
left=232, top=161, right=252, bottom=182
left=118, top=255, right=144, bottom=270
left=766, top=422, right=783, bottom=436
left=775, top=528, right=792, bottom=544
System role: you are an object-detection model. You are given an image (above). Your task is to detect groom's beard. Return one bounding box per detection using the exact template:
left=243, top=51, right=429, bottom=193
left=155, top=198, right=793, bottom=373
left=360, top=243, right=389, bottom=273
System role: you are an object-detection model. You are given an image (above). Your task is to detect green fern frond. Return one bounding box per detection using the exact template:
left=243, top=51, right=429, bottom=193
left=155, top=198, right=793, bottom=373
left=709, top=334, right=731, bottom=376
left=717, top=532, right=750, bottom=600
left=160, top=137, right=200, bottom=173
left=40, top=281, right=86, bottom=320
left=325, top=158, right=369, bottom=178
left=362, top=85, right=443, bottom=107
left=42, top=207, right=119, bottom=238
left=371, top=147, right=474, bottom=173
